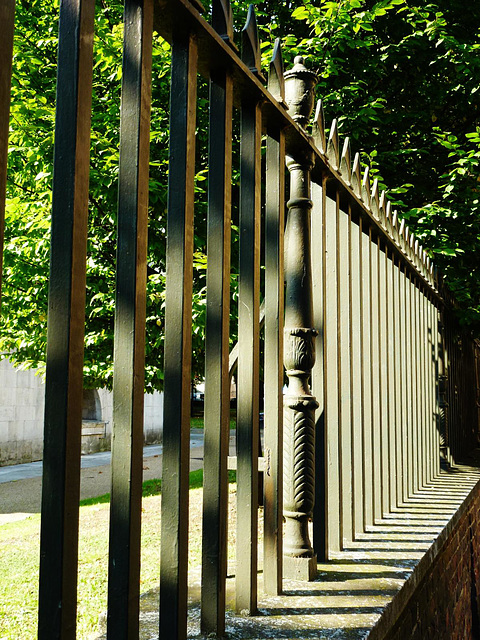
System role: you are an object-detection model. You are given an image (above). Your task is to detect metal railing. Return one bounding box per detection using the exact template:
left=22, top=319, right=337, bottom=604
left=1, top=0, right=479, bottom=638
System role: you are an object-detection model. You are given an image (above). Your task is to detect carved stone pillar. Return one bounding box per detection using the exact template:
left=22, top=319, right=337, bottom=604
left=283, top=57, right=318, bottom=581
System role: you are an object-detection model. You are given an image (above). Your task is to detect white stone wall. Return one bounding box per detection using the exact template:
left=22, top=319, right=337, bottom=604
left=0, top=359, right=45, bottom=466
left=96, top=388, right=164, bottom=444
left=0, top=357, right=164, bottom=466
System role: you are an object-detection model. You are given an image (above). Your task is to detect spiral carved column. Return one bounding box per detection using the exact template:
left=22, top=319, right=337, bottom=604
left=283, top=57, right=318, bottom=581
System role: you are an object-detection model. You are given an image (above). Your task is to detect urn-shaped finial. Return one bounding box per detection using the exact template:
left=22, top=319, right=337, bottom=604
left=284, top=56, right=317, bottom=128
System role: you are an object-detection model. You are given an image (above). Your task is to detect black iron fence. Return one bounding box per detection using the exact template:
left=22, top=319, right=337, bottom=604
left=1, top=0, right=479, bottom=638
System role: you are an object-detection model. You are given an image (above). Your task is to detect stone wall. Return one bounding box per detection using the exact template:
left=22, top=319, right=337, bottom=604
left=0, top=359, right=45, bottom=465
left=369, top=478, right=480, bottom=640
left=0, top=358, right=164, bottom=466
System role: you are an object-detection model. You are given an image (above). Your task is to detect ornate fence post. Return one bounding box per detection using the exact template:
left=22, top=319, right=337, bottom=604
left=283, top=57, right=318, bottom=581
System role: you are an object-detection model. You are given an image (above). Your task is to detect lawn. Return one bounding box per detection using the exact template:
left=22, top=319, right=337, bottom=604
left=0, top=470, right=237, bottom=640
left=190, top=410, right=237, bottom=431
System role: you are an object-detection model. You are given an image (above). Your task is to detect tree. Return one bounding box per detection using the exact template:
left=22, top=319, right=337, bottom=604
left=3, top=0, right=480, bottom=392
left=282, top=0, right=480, bottom=324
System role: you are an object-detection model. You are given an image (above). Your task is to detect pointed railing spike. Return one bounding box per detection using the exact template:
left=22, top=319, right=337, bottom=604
left=405, top=227, right=411, bottom=259
left=392, top=210, right=399, bottom=244
left=339, top=137, right=352, bottom=184
left=392, top=209, right=398, bottom=228
left=420, top=246, right=427, bottom=275
left=408, top=231, right=415, bottom=261
left=351, top=152, right=362, bottom=198
left=361, top=166, right=371, bottom=207
left=268, top=38, right=286, bottom=105
left=312, top=100, right=326, bottom=154
left=242, top=5, right=265, bottom=81
left=326, top=119, right=339, bottom=171
left=370, top=178, right=379, bottom=220
left=378, top=189, right=387, bottom=227
left=414, top=239, right=420, bottom=269
left=399, top=218, right=406, bottom=252
left=212, top=0, right=236, bottom=49
left=385, top=200, right=393, bottom=236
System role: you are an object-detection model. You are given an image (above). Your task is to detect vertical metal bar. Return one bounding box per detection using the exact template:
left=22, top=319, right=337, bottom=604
left=449, top=324, right=455, bottom=467
left=160, top=29, right=197, bottom=640
left=361, top=222, right=373, bottom=527
left=409, top=275, right=417, bottom=494
left=393, top=255, right=401, bottom=505
left=432, top=300, right=439, bottom=475
left=432, top=299, right=439, bottom=477
left=430, top=299, right=436, bottom=476
left=350, top=216, right=363, bottom=534
left=411, top=274, right=419, bottom=493
left=0, top=0, right=15, bottom=304
left=394, top=256, right=404, bottom=505
left=413, top=279, right=421, bottom=492
left=107, top=1, right=152, bottom=637
left=433, top=302, right=441, bottom=476
left=422, top=292, right=429, bottom=485
left=426, top=293, right=433, bottom=484
left=430, top=296, right=437, bottom=482
left=370, top=233, right=382, bottom=521
left=236, top=97, right=262, bottom=613
left=324, top=193, right=341, bottom=550
left=387, top=248, right=397, bottom=511
left=379, top=242, right=389, bottom=515
left=419, top=285, right=427, bottom=489
left=399, top=266, right=409, bottom=502
left=38, top=0, right=95, bottom=637
left=428, top=296, right=436, bottom=481
left=405, top=270, right=413, bottom=498
left=339, top=203, right=352, bottom=544
left=263, top=125, right=285, bottom=595
left=312, top=176, right=327, bottom=559
left=200, top=66, right=233, bottom=635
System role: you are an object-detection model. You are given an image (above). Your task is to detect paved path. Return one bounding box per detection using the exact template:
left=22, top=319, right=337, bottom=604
left=0, top=430, right=207, bottom=523
left=0, top=432, right=204, bottom=483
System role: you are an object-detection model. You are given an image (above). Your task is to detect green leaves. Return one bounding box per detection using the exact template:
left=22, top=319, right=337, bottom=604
left=5, top=0, right=480, bottom=390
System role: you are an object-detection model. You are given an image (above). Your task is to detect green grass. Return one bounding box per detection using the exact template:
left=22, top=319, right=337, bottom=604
left=190, top=410, right=237, bottom=430
left=190, top=416, right=206, bottom=429
left=79, top=468, right=236, bottom=507
left=0, top=469, right=237, bottom=639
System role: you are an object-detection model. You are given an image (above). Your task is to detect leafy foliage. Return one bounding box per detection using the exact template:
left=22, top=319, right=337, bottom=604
left=3, top=0, right=480, bottom=391
left=283, top=0, right=480, bottom=325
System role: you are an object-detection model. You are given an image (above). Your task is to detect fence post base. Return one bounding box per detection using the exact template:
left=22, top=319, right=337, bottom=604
left=283, top=554, right=317, bottom=581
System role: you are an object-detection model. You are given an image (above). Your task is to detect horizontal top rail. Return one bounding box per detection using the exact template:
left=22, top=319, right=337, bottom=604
left=154, top=0, right=442, bottom=303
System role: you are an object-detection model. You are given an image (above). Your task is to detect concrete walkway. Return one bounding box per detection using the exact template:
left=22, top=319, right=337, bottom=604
left=0, top=430, right=206, bottom=523
left=0, top=432, right=204, bottom=483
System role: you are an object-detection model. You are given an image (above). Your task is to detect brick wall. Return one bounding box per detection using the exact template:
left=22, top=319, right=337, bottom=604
left=369, top=479, right=480, bottom=640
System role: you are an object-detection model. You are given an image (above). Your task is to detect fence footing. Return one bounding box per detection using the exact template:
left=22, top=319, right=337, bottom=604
left=283, top=554, right=317, bottom=581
